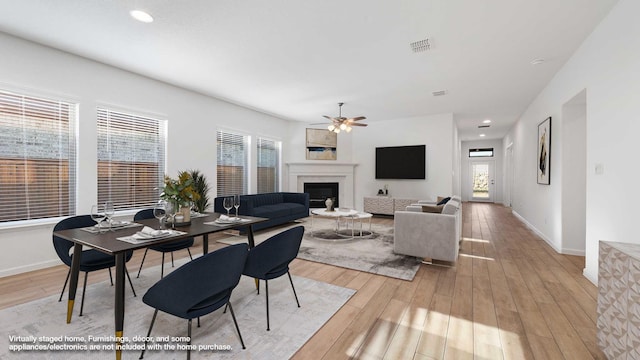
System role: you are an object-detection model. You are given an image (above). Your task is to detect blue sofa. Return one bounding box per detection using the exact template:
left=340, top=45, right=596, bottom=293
left=214, top=192, right=309, bottom=232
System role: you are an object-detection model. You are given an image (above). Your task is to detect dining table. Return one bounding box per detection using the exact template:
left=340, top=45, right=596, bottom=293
left=52, top=212, right=267, bottom=360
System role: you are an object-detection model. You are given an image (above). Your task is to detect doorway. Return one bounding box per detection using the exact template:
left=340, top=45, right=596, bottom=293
left=470, top=160, right=495, bottom=202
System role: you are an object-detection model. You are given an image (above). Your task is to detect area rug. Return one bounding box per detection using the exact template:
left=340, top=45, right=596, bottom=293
left=0, top=258, right=355, bottom=360
left=219, top=218, right=422, bottom=281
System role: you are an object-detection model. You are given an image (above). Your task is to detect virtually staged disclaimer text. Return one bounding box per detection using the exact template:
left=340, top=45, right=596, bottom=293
left=8, top=335, right=232, bottom=353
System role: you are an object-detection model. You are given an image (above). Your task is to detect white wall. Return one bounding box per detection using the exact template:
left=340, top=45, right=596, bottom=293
left=350, top=113, right=455, bottom=209
left=461, top=140, right=503, bottom=203
left=503, top=0, right=640, bottom=283
left=0, top=33, right=290, bottom=277
left=561, top=91, right=587, bottom=255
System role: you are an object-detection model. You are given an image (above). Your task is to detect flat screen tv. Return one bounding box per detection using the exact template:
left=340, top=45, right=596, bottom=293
left=375, top=145, right=426, bottom=179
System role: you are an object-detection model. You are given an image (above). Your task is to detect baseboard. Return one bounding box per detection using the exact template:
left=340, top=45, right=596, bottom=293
left=0, top=259, right=60, bottom=278
left=511, top=210, right=561, bottom=253
left=583, top=267, right=598, bottom=285
left=561, top=248, right=586, bottom=256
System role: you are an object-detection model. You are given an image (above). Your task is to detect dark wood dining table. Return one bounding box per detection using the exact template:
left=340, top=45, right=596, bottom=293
left=52, top=212, right=267, bottom=360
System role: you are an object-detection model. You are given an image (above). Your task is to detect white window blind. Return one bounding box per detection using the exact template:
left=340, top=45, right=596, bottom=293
left=216, top=130, right=248, bottom=196
left=97, top=108, right=166, bottom=211
left=257, top=137, right=280, bottom=193
left=0, top=89, right=77, bottom=222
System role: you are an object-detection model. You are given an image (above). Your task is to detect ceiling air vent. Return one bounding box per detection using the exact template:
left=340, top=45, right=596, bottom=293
left=410, top=38, right=431, bottom=53
left=478, top=125, right=490, bottom=128
left=432, top=90, right=447, bottom=97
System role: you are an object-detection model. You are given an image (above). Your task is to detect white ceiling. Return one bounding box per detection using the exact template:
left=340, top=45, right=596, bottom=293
left=0, top=0, right=618, bottom=140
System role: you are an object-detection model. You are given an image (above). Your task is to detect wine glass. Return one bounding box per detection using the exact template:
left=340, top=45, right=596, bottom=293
left=104, top=201, right=114, bottom=231
left=233, top=195, right=240, bottom=217
left=223, top=196, right=233, bottom=217
left=153, top=201, right=167, bottom=229
left=165, top=201, right=177, bottom=229
left=91, top=204, right=106, bottom=232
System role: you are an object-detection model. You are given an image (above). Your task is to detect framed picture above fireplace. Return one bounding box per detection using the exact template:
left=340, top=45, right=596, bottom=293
left=306, top=128, right=337, bottom=160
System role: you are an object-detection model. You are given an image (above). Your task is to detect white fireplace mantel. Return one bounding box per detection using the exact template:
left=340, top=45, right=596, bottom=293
left=286, top=162, right=358, bottom=208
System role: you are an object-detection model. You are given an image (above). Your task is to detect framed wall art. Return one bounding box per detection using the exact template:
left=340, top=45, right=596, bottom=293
left=306, top=128, right=337, bottom=160
left=537, top=117, right=551, bottom=185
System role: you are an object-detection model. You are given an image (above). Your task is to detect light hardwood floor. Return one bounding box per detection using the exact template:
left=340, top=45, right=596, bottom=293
left=0, top=202, right=604, bottom=359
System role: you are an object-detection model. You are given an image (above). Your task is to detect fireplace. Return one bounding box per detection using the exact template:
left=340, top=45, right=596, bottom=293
left=304, top=182, right=339, bottom=208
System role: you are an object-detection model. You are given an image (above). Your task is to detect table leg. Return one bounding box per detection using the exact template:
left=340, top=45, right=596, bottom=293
left=66, top=243, right=82, bottom=323
left=203, top=234, right=209, bottom=255
left=114, top=253, right=125, bottom=360
left=247, top=225, right=259, bottom=289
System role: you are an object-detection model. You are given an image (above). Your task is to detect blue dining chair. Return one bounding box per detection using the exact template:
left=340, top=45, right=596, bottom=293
left=139, top=243, right=249, bottom=360
left=53, top=215, right=136, bottom=316
left=241, top=225, right=304, bottom=331
left=134, top=209, right=194, bottom=279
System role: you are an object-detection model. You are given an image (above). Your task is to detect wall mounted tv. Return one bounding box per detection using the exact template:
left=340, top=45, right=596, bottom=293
left=375, top=145, right=426, bottom=179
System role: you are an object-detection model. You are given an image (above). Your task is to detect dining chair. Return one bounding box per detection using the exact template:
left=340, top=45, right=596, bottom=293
left=133, top=209, right=194, bottom=279
left=139, top=243, right=249, bottom=360
left=53, top=215, right=136, bottom=316
left=240, top=225, right=304, bottom=331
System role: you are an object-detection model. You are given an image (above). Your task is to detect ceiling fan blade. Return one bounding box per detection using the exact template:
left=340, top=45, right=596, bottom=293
left=322, top=115, right=335, bottom=120
left=350, top=123, right=368, bottom=127
left=348, top=116, right=367, bottom=121
left=309, top=123, right=329, bottom=126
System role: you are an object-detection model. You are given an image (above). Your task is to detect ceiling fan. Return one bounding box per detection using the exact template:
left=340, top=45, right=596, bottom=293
left=316, top=102, right=367, bottom=133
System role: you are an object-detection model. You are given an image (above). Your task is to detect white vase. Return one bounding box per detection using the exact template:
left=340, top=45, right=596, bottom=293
left=325, top=198, right=333, bottom=211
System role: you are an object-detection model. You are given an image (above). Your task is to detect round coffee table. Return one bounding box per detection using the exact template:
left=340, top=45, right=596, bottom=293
left=310, top=208, right=372, bottom=239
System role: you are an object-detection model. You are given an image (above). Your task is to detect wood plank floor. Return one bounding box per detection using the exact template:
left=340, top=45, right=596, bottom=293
left=0, top=202, right=604, bottom=359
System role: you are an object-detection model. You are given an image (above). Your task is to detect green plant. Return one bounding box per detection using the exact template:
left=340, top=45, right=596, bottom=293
left=188, top=169, right=210, bottom=213
left=160, top=171, right=200, bottom=207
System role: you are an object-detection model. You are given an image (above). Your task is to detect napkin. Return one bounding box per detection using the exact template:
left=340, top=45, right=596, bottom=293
left=135, top=226, right=170, bottom=238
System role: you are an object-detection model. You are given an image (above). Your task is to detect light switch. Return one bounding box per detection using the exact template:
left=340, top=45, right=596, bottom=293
left=595, top=163, right=604, bottom=175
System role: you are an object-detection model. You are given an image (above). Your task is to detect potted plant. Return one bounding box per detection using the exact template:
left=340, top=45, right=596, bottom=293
left=188, top=169, right=210, bottom=213
left=160, top=171, right=200, bottom=223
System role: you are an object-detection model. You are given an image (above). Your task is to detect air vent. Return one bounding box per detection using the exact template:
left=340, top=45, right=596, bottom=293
left=478, top=125, right=490, bottom=128
left=410, top=38, right=431, bottom=53
left=432, top=90, right=447, bottom=97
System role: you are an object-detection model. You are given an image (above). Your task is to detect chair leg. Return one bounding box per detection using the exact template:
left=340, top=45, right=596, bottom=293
left=137, top=249, right=149, bottom=278
left=227, top=302, right=246, bottom=349
left=125, top=267, right=137, bottom=297
left=265, top=280, right=270, bottom=331
left=187, top=247, right=193, bottom=260
left=79, top=272, right=88, bottom=316
left=287, top=271, right=301, bottom=308
left=58, top=268, right=71, bottom=302
left=171, top=252, right=175, bottom=267
left=108, top=267, right=113, bottom=285
left=160, top=253, right=165, bottom=279
left=139, top=309, right=158, bottom=359
left=187, top=318, right=192, bottom=360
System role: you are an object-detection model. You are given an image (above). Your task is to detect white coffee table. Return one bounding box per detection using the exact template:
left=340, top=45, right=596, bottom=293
left=310, top=208, right=372, bottom=239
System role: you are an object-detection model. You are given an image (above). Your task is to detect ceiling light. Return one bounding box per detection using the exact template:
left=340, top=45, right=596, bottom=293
left=346, top=126, right=352, bottom=133
left=479, top=134, right=486, bottom=137
left=328, top=125, right=335, bottom=131
left=483, top=119, right=492, bottom=124
left=530, top=58, right=545, bottom=65
left=130, top=10, right=154, bottom=23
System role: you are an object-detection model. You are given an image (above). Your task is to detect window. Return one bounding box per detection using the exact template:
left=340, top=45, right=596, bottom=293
left=217, top=130, right=248, bottom=196
left=469, top=148, right=494, bottom=157
left=257, top=137, right=280, bottom=193
left=97, top=108, right=166, bottom=211
left=0, top=89, right=77, bottom=222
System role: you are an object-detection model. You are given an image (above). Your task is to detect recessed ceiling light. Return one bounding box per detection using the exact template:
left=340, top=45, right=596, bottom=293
left=483, top=119, right=492, bottom=124
left=479, top=134, right=486, bottom=137
left=130, top=10, right=154, bottom=23
left=530, top=58, right=545, bottom=65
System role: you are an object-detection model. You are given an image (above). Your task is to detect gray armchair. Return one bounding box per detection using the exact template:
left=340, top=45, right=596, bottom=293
left=393, top=201, right=460, bottom=263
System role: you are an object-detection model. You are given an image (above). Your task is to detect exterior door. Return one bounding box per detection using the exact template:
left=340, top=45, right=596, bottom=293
left=470, top=160, right=495, bottom=202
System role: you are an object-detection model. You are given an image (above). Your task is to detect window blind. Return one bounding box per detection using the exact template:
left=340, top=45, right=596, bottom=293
left=97, top=108, right=166, bottom=211
left=0, top=89, right=77, bottom=222
left=216, top=130, right=248, bottom=196
left=257, top=137, right=280, bottom=193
